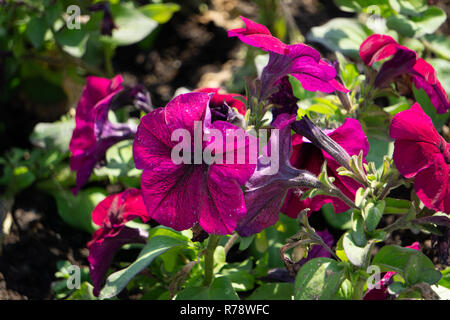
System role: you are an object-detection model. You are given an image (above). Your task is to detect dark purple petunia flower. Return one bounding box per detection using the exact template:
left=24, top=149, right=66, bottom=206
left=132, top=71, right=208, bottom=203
left=268, top=76, right=299, bottom=123
left=87, top=188, right=149, bottom=296
left=133, top=92, right=257, bottom=235
left=228, top=17, right=348, bottom=100
left=69, top=75, right=137, bottom=194
left=281, top=117, right=369, bottom=218
left=390, top=103, right=450, bottom=213
left=360, top=34, right=450, bottom=114
left=236, top=114, right=321, bottom=237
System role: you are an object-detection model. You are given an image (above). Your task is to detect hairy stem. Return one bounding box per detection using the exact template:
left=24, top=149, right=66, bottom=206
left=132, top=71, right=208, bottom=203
left=202, top=234, right=221, bottom=287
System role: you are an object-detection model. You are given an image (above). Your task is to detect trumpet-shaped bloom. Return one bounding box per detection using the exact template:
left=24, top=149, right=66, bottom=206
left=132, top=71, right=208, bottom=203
left=236, top=114, right=321, bottom=236
left=228, top=17, right=348, bottom=99
left=360, top=34, right=450, bottom=114
left=69, top=76, right=139, bottom=194
left=390, top=103, right=450, bottom=213
left=281, top=118, right=369, bottom=217
left=133, top=92, right=257, bottom=235
left=87, top=188, right=149, bottom=296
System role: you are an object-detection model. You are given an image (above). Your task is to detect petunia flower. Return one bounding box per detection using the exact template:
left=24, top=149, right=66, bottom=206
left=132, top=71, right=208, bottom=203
left=360, top=34, right=450, bottom=114
left=363, top=242, right=420, bottom=300
left=236, top=114, right=321, bottom=237
left=281, top=117, right=369, bottom=218
left=133, top=92, right=257, bottom=235
left=228, top=17, right=348, bottom=100
left=390, top=103, right=450, bottom=213
left=87, top=188, right=149, bottom=296
left=69, top=75, right=137, bottom=194
left=194, top=88, right=246, bottom=125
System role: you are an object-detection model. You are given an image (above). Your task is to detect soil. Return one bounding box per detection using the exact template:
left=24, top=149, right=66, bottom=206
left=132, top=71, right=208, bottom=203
left=0, top=0, right=449, bottom=300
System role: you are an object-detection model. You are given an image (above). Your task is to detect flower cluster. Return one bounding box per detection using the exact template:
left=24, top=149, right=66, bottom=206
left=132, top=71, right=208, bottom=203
left=65, top=16, right=450, bottom=300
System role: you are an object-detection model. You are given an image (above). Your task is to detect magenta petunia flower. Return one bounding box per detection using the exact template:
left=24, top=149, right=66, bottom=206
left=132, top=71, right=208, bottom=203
left=390, top=103, right=450, bottom=213
left=360, top=34, right=450, bottom=114
left=363, top=242, right=420, bottom=300
left=228, top=17, right=348, bottom=100
left=133, top=92, right=257, bottom=235
left=69, top=75, right=138, bottom=194
left=281, top=118, right=369, bottom=218
left=236, top=114, right=321, bottom=236
left=87, top=188, right=149, bottom=296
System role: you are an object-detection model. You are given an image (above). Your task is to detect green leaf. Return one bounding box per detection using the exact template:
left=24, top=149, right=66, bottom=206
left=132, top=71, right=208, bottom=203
left=53, top=187, right=105, bottom=233
left=437, top=268, right=450, bottom=289
left=55, top=27, right=89, bottom=58
left=100, top=235, right=187, bottom=299
left=335, top=234, right=349, bottom=262
left=220, top=269, right=255, bottom=292
left=66, top=282, right=98, bottom=300
left=342, top=232, right=372, bottom=267
left=247, top=283, right=294, bottom=300
left=364, top=201, right=384, bottom=232
left=26, top=16, right=48, bottom=48
left=138, top=3, right=180, bottom=24
left=424, top=35, right=450, bottom=61
left=428, top=58, right=450, bottom=95
left=389, top=0, right=427, bottom=16
left=384, top=197, right=411, bottom=214
left=45, top=2, right=63, bottom=26
left=372, top=245, right=442, bottom=285
left=30, top=118, right=75, bottom=153
left=11, top=166, right=35, bottom=194
left=366, top=135, right=394, bottom=170
left=321, top=204, right=352, bottom=230
left=109, top=4, right=158, bottom=46
left=307, top=18, right=372, bottom=59
left=387, top=6, right=447, bottom=37
left=175, top=276, right=239, bottom=300
left=351, top=213, right=367, bottom=247
left=238, top=235, right=255, bottom=251
left=294, top=258, right=346, bottom=300
left=334, top=0, right=390, bottom=13
left=412, top=86, right=450, bottom=130
left=94, top=140, right=141, bottom=187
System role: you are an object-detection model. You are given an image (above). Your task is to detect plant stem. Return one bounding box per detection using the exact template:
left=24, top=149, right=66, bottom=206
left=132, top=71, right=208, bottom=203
left=202, top=234, right=221, bottom=287
left=224, top=233, right=239, bottom=257
left=352, top=275, right=366, bottom=300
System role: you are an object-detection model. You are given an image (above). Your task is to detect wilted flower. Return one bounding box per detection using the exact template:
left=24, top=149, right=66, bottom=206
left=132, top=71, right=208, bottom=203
left=282, top=117, right=369, bottom=217
left=133, top=92, right=257, bottom=235
left=296, top=229, right=334, bottom=268
left=360, top=34, right=450, bottom=114
left=228, top=17, right=348, bottom=100
left=87, top=188, right=149, bottom=296
left=390, top=103, right=450, bottom=213
left=236, top=114, right=321, bottom=237
left=69, top=75, right=137, bottom=194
